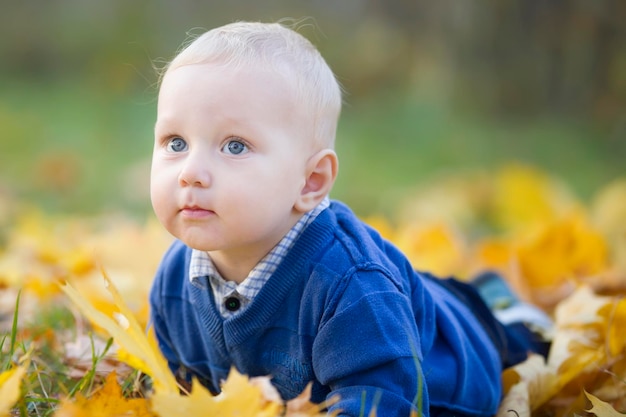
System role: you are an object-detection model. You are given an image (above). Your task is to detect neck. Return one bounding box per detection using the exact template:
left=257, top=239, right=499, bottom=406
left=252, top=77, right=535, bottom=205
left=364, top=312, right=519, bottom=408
left=208, top=212, right=304, bottom=284
left=208, top=250, right=259, bottom=284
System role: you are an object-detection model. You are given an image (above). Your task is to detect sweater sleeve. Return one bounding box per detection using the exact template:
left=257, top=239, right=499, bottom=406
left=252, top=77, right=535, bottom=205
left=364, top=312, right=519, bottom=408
left=149, top=241, right=186, bottom=380
left=150, top=287, right=180, bottom=377
left=311, top=267, right=427, bottom=417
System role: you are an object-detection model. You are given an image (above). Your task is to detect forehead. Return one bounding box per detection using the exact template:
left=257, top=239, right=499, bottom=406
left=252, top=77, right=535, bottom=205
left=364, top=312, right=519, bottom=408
left=156, top=63, right=313, bottom=137
left=160, top=64, right=276, bottom=112
left=161, top=62, right=292, bottom=100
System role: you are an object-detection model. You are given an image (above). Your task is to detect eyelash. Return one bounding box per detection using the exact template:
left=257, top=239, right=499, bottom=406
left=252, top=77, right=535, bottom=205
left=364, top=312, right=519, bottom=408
left=159, top=135, right=252, bottom=154
left=164, top=136, right=187, bottom=152
left=160, top=134, right=179, bottom=146
left=222, top=138, right=250, bottom=155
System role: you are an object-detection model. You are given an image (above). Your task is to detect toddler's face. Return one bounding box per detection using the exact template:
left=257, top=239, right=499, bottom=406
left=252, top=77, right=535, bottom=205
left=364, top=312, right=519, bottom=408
left=151, top=63, right=314, bottom=262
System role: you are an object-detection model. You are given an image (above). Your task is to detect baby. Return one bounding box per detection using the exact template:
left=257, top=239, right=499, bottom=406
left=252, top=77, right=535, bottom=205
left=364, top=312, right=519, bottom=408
left=149, top=21, right=549, bottom=417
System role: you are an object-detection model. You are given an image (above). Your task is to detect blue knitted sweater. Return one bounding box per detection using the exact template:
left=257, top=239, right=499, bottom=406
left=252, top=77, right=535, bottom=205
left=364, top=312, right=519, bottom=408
left=149, top=201, right=502, bottom=416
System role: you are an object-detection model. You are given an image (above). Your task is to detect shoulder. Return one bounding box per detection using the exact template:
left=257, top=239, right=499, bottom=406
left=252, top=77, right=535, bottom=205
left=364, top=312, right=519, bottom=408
left=163, top=238, right=191, bottom=258
left=151, top=239, right=193, bottom=294
left=313, top=200, right=414, bottom=288
left=298, top=201, right=417, bottom=305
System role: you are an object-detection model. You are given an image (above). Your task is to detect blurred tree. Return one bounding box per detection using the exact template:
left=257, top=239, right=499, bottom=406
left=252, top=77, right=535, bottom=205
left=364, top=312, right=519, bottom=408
left=1, top=0, right=624, bottom=131
left=436, top=0, right=626, bottom=129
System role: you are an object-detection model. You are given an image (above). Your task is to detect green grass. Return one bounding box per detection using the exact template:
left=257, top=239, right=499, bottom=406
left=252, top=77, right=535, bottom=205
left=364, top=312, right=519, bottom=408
left=2, top=79, right=624, bottom=218
left=334, top=94, right=626, bottom=215
left=1, top=292, right=142, bottom=416
left=0, top=79, right=156, bottom=215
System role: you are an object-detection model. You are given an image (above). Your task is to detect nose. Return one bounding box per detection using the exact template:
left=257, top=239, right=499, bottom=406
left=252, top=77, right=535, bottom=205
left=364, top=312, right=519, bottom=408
left=178, top=152, right=211, bottom=187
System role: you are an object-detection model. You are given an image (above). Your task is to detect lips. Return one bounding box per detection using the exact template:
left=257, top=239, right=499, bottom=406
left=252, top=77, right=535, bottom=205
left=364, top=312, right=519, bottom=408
left=180, top=205, right=215, bottom=219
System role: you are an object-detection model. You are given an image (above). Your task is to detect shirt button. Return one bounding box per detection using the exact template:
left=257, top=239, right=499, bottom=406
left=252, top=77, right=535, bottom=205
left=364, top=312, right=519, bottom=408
left=224, top=296, right=241, bottom=312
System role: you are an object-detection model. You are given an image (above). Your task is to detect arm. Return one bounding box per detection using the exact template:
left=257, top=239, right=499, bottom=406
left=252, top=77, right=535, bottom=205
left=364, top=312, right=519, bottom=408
left=312, top=268, right=427, bottom=417
left=148, top=240, right=193, bottom=386
left=149, top=264, right=184, bottom=379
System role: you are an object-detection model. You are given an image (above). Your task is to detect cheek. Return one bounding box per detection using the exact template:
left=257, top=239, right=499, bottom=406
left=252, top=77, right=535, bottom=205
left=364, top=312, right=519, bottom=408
left=150, top=157, right=177, bottom=189
left=150, top=188, right=177, bottom=236
left=149, top=187, right=167, bottom=222
left=149, top=170, right=162, bottom=205
left=150, top=169, right=173, bottom=214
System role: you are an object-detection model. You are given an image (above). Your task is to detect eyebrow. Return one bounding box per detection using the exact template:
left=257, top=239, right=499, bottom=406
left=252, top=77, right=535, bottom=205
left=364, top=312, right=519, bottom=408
left=153, top=117, right=175, bottom=133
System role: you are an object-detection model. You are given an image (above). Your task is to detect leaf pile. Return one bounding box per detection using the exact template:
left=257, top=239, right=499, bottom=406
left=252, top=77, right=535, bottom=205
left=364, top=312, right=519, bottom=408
left=1, top=162, right=626, bottom=416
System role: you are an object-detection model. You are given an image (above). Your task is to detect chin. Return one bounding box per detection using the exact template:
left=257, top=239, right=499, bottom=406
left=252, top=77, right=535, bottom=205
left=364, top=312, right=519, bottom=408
left=179, top=235, right=215, bottom=252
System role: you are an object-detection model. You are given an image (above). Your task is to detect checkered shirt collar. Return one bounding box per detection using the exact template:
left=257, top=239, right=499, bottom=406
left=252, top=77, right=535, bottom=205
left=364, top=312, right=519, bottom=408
left=189, top=197, right=330, bottom=317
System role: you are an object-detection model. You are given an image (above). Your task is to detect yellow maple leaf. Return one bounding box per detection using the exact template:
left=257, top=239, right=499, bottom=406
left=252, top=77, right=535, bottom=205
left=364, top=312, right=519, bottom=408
left=150, top=368, right=282, bottom=417
left=499, top=353, right=561, bottom=413
left=474, top=239, right=515, bottom=271
left=516, top=213, right=609, bottom=309
left=0, top=364, right=27, bottom=417
left=551, top=286, right=611, bottom=371
left=591, top=178, right=626, bottom=275
left=585, top=391, right=626, bottom=417
left=151, top=369, right=335, bottom=417
left=598, top=297, right=626, bottom=357
left=489, top=163, right=578, bottom=232
left=394, top=221, right=466, bottom=277
left=60, top=269, right=179, bottom=394
left=55, top=371, right=153, bottom=417
left=498, top=286, right=624, bottom=413
left=62, top=269, right=331, bottom=417
left=284, top=382, right=340, bottom=416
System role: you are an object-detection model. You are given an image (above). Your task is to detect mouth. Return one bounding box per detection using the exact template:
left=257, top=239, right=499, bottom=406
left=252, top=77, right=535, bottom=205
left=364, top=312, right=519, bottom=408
left=180, top=206, right=215, bottom=219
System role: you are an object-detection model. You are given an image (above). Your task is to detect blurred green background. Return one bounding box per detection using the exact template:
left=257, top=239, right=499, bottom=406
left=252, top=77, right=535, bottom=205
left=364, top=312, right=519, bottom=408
left=1, top=1, right=625, bottom=218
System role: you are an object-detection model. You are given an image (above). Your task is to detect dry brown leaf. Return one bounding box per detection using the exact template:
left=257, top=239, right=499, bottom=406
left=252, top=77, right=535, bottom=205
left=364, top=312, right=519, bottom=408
left=498, top=285, right=623, bottom=414
left=497, top=380, right=531, bottom=417
left=500, top=354, right=561, bottom=411
left=549, top=286, right=609, bottom=372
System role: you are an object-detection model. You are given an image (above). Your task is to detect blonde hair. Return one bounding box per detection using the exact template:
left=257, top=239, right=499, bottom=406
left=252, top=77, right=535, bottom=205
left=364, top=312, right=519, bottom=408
left=161, top=21, right=342, bottom=149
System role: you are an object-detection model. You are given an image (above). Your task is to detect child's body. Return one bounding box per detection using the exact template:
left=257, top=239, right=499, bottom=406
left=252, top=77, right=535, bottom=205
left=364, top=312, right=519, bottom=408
left=149, top=21, right=548, bottom=417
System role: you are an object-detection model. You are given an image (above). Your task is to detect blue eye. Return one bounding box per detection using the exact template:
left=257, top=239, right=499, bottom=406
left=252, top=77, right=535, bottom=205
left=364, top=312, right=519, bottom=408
left=167, top=137, right=187, bottom=152
left=223, top=139, right=249, bottom=155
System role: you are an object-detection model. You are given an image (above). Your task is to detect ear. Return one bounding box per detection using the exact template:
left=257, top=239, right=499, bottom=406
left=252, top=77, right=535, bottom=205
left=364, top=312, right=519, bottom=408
left=294, top=149, right=338, bottom=213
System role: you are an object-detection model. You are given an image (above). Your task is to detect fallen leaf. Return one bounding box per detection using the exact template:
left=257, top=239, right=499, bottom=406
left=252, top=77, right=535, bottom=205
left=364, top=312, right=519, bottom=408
left=285, top=382, right=340, bottom=416
left=500, top=354, right=560, bottom=411
left=518, top=213, right=608, bottom=289
left=600, top=296, right=626, bottom=357
left=497, top=380, right=531, bottom=417
left=498, top=285, right=626, bottom=415
left=64, top=334, right=133, bottom=380
left=60, top=271, right=179, bottom=394
left=55, top=371, right=153, bottom=417
left=394, top=221, right=467, bottom=277
left=489, top=164, right=578, bottom=232
left=151, top=368, right=282, bottom=417
left=0, top=364, right=27, bottom=417
left=63, top=270, right=332, bottom=417
left=585, top=391, right=626, bottom=417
